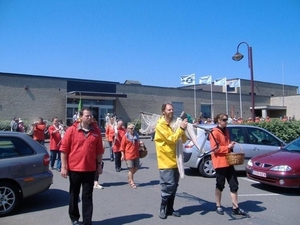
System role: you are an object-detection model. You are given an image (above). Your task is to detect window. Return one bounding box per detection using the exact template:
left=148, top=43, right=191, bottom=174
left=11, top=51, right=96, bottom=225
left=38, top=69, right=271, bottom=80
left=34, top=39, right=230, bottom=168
left=246, top=128, right=280, bottom=146
left=0, top=138, right=34, bottom=159
left=228, top=127, right=244, bottom=143
left=171, top=102, right=183, bottom=117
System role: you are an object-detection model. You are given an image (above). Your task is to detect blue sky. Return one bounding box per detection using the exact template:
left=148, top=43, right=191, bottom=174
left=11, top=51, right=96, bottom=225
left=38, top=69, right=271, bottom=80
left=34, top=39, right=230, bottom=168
left=1, top=1, right=300, bottom=92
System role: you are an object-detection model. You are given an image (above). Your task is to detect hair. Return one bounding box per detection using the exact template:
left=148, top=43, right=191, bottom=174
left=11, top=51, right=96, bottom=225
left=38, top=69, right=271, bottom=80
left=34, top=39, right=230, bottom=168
left=161, top=102, right=173, bottom=112
left=213, top=113, right=228, bottom=124
left=52, top=117, right=58, bottom=122
left=79, top=107, right=91, bottom=117
left=38, top=117, right=43, bottom=121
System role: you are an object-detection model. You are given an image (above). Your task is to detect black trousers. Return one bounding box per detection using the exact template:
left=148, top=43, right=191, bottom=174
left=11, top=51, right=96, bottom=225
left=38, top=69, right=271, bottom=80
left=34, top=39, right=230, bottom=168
left=114, top=152, right=122, bottom=169
left=68, top=171, right=95, bottom=225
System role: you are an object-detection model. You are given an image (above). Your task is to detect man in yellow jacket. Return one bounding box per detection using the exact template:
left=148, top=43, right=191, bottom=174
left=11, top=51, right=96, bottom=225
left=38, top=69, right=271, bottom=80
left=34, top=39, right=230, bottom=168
left=154, top=102, right=188, bottom=219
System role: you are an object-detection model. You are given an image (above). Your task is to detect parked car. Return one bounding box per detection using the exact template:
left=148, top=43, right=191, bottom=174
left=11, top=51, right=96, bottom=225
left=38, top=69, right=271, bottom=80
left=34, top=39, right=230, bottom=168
left=0, top=132, right=53, bottom=217
left=246, top=137, right=300, bottom=189
left=183, top=124, right=286, bottom=178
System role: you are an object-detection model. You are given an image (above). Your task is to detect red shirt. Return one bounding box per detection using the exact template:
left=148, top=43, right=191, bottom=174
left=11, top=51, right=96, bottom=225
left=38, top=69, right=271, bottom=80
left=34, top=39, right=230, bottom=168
left=60, top=122, right=104, bottom=172
left=105, top=124, right=115, bottom=142
left=48, top=125, right=62, bottom=150
left=210, top=127, right=231, bottom=169
left=120, top=133, right=139, bottom=160
left=112, top=127, right=126, bottom=152
left=33, top=123, right=46, bottom=141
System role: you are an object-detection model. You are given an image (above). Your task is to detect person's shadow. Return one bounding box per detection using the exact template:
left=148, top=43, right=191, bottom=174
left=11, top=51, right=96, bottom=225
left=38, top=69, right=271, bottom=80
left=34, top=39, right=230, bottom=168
left=176, top=192, right=266, bottom=220
left=92, top=213, right=153, bottom=224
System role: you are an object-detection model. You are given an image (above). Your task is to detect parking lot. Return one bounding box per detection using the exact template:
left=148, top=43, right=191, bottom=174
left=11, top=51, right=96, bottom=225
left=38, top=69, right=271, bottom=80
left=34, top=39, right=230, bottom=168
left=1, top=138, right=300, bottom=225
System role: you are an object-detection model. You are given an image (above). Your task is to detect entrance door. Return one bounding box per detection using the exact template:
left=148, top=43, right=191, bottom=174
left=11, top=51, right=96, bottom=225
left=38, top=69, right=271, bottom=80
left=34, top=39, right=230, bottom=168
left=99, top=107, right=114, bottom=129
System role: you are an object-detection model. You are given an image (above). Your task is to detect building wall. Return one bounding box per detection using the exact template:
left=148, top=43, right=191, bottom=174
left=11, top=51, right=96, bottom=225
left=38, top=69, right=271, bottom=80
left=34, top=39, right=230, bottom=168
left=271, top=95, right=300, bottom=119
left=0, top=73, right=67, bottom=122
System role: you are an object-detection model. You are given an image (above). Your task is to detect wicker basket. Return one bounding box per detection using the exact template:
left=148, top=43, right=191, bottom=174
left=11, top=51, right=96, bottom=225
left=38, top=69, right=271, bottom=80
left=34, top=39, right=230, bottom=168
left=139, top=142, right=148, bottom=158
left=225, top=143, right=245, bottom=165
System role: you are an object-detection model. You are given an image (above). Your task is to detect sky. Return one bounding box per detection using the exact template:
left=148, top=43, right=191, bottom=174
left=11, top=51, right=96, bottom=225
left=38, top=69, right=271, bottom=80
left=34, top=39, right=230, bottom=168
left=1, top=1, right=300, bottom=92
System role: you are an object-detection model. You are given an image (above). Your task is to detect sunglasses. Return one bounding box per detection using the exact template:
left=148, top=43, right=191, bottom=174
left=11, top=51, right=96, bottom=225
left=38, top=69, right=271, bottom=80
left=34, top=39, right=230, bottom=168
left=222, top=118, right=228, bottom=122
left=128, top=127, right=134, bottom=129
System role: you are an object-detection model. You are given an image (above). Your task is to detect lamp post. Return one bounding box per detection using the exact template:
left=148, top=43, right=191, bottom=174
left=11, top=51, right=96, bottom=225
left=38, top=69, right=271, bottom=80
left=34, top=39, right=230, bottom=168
left=232, top=42, right=255, bottom=122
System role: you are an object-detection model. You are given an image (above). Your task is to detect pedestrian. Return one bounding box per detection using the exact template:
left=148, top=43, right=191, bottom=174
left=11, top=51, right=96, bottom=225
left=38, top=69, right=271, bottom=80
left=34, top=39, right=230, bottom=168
left=113, top=120, right=126, bottom=172
left=33, top=117, right=46, bottom=146
left=48, top=117, right=62, bottom=172
left=105, top=117, right=116, bottom=161
left=18, top=119, right=25, bottom=133
left=72, top=111, right=78, bottom=123
left=60, top=108, right=104, bottom=225
left=154, top=102, right=188, bottom=219
left=120, top=123, right=141, bottom=189
left=209, top=113, right=247, bottom=216
left=10, top=117, right=18, bottom=131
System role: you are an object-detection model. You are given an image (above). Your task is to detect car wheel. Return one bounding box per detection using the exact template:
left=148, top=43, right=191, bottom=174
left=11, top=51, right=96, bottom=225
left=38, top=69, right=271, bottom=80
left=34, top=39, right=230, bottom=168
left=0, top=181, right=21, bottom=217
left=199, top=156, right=216, bottom=178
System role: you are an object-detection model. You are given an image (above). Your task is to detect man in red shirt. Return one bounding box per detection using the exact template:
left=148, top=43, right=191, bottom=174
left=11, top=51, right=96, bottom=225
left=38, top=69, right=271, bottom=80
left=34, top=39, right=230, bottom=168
left=60, top=108, right=104, bottom=225
left=33, top=117, right=46, bottom=146
left=113, top=120, right=126, bottom=172
left=48, top=117, right=62, bottom=171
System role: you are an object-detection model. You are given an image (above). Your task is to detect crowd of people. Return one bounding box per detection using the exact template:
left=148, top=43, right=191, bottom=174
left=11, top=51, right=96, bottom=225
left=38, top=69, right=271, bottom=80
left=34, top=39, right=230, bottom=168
left=14, top=105, right=296, bottom=224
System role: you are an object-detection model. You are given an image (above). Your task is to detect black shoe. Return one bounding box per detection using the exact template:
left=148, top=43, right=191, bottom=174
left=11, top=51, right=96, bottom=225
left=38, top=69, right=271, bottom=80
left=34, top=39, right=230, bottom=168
left=110, top=158, right=114, bottom=162
left=167, top=211, right=181, bottom=217
left=232, top=207, right=247, bottom=216
left=72, top=221, right=82, bottom=225
left=116, top=167, right=121, bottom=172
left=159, top=209, right=167, bottom=219
left=216, top=206, right=224, bottom=215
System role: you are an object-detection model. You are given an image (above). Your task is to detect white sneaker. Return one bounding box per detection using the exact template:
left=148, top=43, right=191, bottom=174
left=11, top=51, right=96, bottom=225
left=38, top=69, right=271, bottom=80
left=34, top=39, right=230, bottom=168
left=94, top=184, right=104, bottom=189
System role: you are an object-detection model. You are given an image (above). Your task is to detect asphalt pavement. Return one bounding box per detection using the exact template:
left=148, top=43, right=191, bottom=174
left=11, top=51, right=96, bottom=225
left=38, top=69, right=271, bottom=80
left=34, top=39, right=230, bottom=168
left=1, top=138, right=300, bottom=225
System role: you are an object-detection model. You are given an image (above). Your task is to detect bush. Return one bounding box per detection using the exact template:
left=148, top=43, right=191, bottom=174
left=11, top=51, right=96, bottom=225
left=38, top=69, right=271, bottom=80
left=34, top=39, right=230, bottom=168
left=252, top=120, right=300, bottom=143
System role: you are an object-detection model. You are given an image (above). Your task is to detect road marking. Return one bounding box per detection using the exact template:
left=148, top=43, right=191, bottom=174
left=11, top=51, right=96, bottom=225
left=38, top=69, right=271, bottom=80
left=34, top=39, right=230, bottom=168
left=240, top=177, right=259, bottom=183
left=239, top=193, right=280, bottom=197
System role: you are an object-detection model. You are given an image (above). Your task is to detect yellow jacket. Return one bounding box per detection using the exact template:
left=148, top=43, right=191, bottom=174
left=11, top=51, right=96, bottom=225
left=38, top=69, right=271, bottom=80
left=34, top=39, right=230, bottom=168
left=154, top=116, right=187, bottom=169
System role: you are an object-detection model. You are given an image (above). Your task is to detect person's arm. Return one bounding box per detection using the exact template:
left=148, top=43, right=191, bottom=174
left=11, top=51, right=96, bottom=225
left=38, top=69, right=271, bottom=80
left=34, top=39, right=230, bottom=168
left=96, top=154, right=103, bottom=175
left=60, top=152, right=68, bottom=178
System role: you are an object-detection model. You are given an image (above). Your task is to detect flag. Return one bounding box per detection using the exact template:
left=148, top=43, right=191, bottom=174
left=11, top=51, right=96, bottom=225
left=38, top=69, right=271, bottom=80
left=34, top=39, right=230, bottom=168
left=228, top=79, right=240, bottom=88
left=214, top=77, right=226, bottom=86
left=199, top=75, right=212, bottom=85
left=78, top=98, right=83, bottom=112
left=181, top=74, right=195, bottom=85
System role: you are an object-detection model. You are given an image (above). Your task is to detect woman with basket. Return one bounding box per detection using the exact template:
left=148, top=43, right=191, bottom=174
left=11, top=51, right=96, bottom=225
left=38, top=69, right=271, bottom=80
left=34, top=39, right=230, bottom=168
left=209, top=113, right=247, bottom=217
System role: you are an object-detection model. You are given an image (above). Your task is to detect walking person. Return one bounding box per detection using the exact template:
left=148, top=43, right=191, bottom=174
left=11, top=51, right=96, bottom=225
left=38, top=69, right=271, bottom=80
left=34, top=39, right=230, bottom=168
left=209, top=113, right=247, bottom=216
left=60, top=108, right=104, bottom=225
left=113, top=120, right=126, bottom=172
left=120, top=123, right=140, bottom=189
left=154, top=102, right=188, bottom=219
left=105, top=117, right=116, bottom=161
left=33, top=117, right=46, bottom=146
left=48, top=117, right=62, bottom=171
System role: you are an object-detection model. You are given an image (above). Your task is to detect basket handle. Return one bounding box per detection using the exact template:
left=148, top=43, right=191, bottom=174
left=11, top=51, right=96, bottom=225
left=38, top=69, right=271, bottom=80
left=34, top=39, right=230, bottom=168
left=233, top=142, right=244, bottom=153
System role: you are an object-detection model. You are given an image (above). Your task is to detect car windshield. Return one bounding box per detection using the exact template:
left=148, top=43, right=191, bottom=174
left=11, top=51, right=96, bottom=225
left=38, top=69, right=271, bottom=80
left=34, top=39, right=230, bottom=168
left=283, top=138, right=300, bottom=152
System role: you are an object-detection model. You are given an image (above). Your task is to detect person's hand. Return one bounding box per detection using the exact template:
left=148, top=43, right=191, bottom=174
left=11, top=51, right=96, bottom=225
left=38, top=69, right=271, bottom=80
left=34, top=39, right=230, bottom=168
left=180, top=118, right=188, bottom=130
left=228, top=141, right=236, bottom=149
left=97, top=166, right=103, bottom=175
left=60, top=168, right=68, bottom=179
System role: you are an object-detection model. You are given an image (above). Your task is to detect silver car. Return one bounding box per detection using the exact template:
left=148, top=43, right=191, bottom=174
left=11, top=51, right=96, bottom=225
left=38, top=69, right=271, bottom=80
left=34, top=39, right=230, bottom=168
left=183, top=124, right=286, bottom=178
left=0, top=132, right=53, bottom=217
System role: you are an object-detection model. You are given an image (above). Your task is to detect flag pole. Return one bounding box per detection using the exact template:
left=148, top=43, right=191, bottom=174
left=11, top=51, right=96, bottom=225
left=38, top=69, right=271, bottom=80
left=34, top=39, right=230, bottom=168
left=210, top=76, right=214, bottom=119
left=194, top=74, right=196, bottom=119
left=225, top=77, right=228, bottom=115
left=239, top=79, right=242, bottom=118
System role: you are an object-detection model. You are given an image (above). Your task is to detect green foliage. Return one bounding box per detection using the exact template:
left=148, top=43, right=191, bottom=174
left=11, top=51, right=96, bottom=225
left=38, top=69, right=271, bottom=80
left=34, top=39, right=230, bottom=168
left=252, top=120, right=300, bottom=143
left=0, top=120, right=11, bottom=131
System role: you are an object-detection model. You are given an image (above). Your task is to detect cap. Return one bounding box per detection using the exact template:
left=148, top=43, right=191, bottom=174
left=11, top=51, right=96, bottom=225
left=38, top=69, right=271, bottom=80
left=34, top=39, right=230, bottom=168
left=127, top=123, right=135, bottom=129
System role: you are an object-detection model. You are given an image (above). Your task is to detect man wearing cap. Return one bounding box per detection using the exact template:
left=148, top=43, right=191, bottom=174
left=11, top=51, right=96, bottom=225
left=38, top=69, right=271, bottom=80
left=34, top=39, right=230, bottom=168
left=154, top=102, right=188, bottom=219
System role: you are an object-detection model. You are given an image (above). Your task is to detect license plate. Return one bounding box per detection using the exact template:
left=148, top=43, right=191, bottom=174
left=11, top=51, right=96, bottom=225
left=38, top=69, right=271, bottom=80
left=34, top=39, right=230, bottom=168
left=252, top=170, right=266, bottom=178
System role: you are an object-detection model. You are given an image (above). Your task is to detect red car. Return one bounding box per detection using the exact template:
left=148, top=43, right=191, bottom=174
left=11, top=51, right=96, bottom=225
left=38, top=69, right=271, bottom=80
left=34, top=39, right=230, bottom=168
left=246, top=137, right=300, bottom=189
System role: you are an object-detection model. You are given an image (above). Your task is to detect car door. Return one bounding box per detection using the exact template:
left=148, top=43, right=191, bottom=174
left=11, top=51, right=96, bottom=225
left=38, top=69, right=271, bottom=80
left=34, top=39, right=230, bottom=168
left=244, top=127, right=283, bottom=157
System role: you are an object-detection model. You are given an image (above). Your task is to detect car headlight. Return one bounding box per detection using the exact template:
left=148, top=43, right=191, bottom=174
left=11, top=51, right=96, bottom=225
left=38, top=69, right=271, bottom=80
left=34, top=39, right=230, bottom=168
left=270, top=165, right=292, bottom=171
left=247, top=159, right=253, bottom=166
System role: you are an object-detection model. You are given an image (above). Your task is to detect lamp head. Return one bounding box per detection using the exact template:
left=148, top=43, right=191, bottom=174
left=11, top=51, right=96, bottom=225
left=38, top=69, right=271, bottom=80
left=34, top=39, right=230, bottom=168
left=232, top=52, right=244, bottom=61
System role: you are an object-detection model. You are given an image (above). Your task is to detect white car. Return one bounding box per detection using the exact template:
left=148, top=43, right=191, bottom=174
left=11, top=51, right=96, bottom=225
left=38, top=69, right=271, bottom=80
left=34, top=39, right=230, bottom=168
left=183, top=124, right=286, bottom=178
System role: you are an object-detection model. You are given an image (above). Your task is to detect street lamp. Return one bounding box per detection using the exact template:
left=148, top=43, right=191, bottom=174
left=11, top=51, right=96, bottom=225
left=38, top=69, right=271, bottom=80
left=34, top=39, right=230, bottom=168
left=232, top=42, right=255, bottom=122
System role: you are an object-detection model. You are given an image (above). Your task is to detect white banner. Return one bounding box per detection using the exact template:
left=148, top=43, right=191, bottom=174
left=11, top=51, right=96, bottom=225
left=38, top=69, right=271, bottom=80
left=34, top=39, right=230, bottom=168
left=199, top=75, right=212, bottom=85
left=181, top=73, right=195, bottom=85
left=214, top=77, right=226, bottom=86
left=228, top=79, right=240, bottom=88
